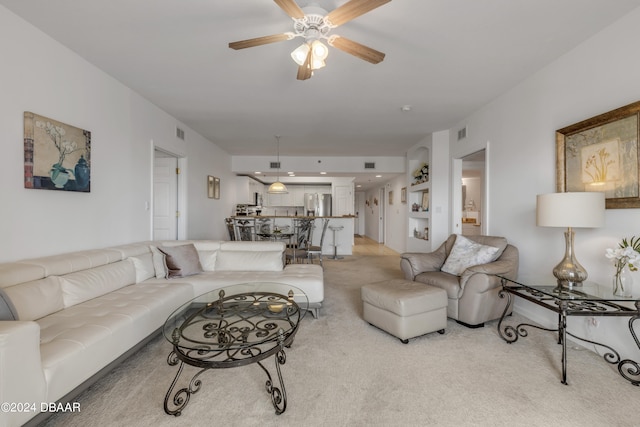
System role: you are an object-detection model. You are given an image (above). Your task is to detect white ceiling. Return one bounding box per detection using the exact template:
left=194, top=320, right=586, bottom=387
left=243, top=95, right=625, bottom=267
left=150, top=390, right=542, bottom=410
left=4, top=0, right=640, bottom=187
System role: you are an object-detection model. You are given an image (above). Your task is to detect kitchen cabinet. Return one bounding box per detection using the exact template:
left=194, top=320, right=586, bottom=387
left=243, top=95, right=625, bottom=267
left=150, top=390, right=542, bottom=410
left=264, top=184, right=331, bottom=207
left=237, top=176, right=263, bottom=204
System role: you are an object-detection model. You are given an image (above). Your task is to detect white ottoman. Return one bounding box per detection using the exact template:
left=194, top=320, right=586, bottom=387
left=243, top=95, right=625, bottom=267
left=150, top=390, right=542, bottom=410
left=361, top=279, right=447, bottom=343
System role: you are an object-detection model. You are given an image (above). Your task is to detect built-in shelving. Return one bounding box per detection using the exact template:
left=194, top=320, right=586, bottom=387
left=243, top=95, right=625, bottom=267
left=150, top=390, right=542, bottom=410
left=406, top=151, right=431, bottom=252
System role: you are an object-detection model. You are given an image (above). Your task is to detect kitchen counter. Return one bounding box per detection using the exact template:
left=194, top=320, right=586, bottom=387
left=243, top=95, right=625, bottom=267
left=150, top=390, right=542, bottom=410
left=231, top=215, right=355, bottom=219
left=229, top=216, right=354, bottom=256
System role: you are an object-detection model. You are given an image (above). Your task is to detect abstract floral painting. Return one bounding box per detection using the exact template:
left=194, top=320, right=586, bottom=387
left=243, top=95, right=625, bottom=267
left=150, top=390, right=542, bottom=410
left=24, top=112, right=91, bottom=192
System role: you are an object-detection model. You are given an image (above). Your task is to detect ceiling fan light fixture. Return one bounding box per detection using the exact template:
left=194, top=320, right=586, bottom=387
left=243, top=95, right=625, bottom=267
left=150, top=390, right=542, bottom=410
left=291, top=43, right=310, bottom=66
left=311, top=40, right=329, bottom=60
left=311, top=58, right=326, bottom=70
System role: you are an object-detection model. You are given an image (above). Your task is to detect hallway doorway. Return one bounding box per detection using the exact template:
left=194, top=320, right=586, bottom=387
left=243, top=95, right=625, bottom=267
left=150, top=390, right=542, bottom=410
left=153, top=149, right=180, bottom=240
left=452, top=148, right=487, bottom=236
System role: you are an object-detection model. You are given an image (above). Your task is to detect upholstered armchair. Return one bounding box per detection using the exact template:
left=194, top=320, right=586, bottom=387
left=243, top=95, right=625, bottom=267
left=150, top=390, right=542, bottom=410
left=400, top=234, right=519, bottom=328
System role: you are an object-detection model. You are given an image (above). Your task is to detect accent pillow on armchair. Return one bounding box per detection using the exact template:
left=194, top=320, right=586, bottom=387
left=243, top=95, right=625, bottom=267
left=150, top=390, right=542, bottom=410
left=440, top=235, right=501, bottom=276
left=400, top=234, right=518, bottom=327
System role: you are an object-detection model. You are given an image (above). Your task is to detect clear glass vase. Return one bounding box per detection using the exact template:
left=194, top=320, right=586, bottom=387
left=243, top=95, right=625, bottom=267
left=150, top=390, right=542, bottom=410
left=612, top=264, right=633, bottom=297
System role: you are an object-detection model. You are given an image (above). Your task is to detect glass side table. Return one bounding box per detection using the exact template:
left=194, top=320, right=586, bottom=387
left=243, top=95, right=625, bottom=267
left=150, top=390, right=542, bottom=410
left=496, top=276, right=640, bottom=386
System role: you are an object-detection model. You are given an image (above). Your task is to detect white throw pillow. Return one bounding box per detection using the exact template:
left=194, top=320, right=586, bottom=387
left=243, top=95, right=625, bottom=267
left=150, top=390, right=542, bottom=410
left=441, top=235, right=500, bottom=276
left=129, top=253, right=156, bottom=283
left=149, top=245, right=168, bottom=279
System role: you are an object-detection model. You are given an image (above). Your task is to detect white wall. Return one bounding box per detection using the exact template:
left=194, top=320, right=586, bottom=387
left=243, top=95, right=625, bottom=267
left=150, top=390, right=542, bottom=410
left=383, top=175, right=408, bottom=253
left=450, top=7, right=640, bottom=359
left=0, top=7, right=234, bottom=262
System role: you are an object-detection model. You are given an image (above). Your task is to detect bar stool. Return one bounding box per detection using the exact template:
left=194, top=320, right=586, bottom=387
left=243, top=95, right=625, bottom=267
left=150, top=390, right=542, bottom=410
left=328, top=225, right=344, bottom=260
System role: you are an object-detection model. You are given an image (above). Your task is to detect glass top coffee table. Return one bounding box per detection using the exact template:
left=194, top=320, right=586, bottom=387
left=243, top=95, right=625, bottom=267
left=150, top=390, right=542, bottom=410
left=162, top=282, right=308, bottom=416
left=496, top=275, right=640, bottom=386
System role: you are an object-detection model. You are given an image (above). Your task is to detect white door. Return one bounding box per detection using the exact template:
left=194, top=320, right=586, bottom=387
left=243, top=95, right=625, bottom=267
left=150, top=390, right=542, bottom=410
left=153, top=154, right=179, bottom=240
left=334, top=185, right=353, bottom=216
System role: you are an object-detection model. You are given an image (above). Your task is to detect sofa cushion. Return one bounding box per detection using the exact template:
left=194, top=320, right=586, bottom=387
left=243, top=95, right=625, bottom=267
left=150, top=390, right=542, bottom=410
left=3, top=276, right=65, bottom=321
left=158, top=244, right=203, bottom=278
left=215, top=250, right=283, bottom=272
left=129, top=253, right=156, bottom=283
left=59, top=260, right=136, bottom=308
left=197, top=250, right=217, bottom=272
left=0, top=287, right=19, bottom=320
left=441, top=235, right=500, bottom=276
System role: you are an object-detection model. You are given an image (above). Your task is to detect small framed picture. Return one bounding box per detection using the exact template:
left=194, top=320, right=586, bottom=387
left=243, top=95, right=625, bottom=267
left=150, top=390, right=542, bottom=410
left=421, top=190, right=429, bottom=211
left=401, top=187, right=407, bottom=203
left=208, top=176, right=220, bottom=199
left=389, top=190, right=393, bottom=205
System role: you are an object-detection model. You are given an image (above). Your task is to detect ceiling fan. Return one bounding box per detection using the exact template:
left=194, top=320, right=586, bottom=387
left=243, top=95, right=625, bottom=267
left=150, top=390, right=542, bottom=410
left=229, top=0, right=391, bottom=80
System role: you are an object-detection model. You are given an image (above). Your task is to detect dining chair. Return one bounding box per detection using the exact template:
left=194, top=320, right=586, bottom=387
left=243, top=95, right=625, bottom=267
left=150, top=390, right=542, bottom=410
left=256, top=218, right=272, bottom=240
left=225, top=218, right=236, bottom=240
left=307, top=218, right=329, bottom=267
left=233, top=218, right=256, bottom=241
left=285, top=218, right=313, bottom=263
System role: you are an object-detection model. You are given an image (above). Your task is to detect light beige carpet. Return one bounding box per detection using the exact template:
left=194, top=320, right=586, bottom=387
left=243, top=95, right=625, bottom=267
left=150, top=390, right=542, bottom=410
left=42, top=255, right=638, bottom=427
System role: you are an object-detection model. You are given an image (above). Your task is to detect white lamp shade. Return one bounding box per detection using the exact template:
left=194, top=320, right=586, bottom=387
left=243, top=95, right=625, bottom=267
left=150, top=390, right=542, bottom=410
left=536, top=192, right=605, bottom=228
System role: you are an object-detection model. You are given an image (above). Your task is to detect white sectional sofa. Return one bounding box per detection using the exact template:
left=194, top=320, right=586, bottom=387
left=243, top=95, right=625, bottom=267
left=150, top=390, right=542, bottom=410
left=0, top=240, right=323, bottom=427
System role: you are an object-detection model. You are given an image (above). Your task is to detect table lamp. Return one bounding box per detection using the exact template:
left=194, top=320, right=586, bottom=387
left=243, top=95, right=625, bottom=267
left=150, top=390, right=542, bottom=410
left=536, top=192, right=605, bottom=288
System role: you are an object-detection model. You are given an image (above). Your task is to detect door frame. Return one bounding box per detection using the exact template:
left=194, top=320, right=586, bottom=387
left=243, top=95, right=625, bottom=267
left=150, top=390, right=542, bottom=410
left=451, top=143, right=489, bottom=236
left=151, top=143, right=187, bottom=240
left=378, top=187, right=385, bottom=243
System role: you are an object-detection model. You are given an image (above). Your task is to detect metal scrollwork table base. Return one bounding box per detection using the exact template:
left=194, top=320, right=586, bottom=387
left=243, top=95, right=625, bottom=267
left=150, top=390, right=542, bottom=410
left=496, top=276, right=640, bottom=386
left=162, top=283, right=308, bottom=416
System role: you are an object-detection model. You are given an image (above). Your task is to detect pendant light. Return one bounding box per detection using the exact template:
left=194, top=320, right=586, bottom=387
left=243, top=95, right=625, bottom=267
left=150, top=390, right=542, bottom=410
left=268, top=135, right=288, bottom=194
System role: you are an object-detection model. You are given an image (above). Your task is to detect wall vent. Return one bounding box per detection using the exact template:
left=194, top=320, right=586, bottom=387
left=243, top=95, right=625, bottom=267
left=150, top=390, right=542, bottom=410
left=270, top=161, right=281, bottom=169
left=457, top=126, right=467, bottom=141
left=176, top=127, right=185, bottom=140
left=364, top=162, right=376, bottom=169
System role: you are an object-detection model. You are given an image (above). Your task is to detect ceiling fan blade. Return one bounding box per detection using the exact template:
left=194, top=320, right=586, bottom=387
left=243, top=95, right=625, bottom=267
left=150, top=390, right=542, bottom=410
left=297, top=50, right=313, bottom=80
left=274, top=0, right=305, bottom=20
left=328, top=36, right=385, bottom=64
left=326, top=0, right=391, bottom=27
left=229, top=33, right=291, bottom=50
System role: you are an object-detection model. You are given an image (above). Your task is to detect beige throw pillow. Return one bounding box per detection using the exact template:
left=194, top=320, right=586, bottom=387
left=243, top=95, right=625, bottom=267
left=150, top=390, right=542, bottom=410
left=158, top=244, right=203, bottom=278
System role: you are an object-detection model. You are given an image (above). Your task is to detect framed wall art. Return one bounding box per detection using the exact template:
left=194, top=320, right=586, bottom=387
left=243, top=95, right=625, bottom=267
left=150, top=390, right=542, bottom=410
left=208, top=175, right=220, bottom=199
left=556, top=100, right=640, bottom=208
left=24, top=112, right=91, bottom=192
left=421, top=190, right=429, bottom=211
left=388, top=190, right=393, bottom=205
left=401, top=187, right=407, bottom=203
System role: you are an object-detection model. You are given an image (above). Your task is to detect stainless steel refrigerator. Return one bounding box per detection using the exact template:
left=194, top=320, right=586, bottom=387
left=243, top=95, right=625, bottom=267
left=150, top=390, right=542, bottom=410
left=304, top=193, right=332, bottom=216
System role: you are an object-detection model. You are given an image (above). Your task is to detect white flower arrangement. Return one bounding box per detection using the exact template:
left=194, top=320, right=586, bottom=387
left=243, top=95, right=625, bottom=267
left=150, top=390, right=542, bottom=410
left=605, top=236, right=640, bottom=272
left=412, top=162, right=429, bottom=183
left=605, top=236, right=640, bottom=295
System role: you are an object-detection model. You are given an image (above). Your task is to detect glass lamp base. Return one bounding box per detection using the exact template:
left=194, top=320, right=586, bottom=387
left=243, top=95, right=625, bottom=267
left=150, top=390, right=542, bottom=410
left=553, top=228, right=587, bottom=288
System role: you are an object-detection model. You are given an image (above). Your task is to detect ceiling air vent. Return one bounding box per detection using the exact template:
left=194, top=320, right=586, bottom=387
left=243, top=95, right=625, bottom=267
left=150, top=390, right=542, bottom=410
left=457, top=126, right=467, bottom=141
left=176, top=127, right=185, bottom=141
left=270, top=162, right=281, bottom=169
left=364, top=162, right=376, bottom=169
